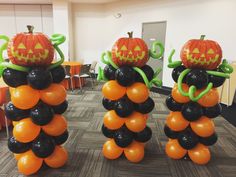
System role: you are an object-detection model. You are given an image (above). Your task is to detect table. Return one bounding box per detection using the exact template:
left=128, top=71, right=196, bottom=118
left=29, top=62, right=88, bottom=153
left=61, top=61, right=85, bottom=90
left=0, top=78, right=9, bottom=106
left=218, top=62, right=236, bottom=106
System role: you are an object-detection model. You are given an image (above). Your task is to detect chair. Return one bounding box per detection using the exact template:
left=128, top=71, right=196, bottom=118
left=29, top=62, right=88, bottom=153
left=73, top=64, right=93, bottom=91
left=89, top=61, right=97, bottom=84
left=64, top=65, right=74, bottom=91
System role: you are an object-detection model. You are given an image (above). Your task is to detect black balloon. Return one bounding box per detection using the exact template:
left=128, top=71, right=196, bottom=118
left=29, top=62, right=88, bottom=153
left=164, top=125, right=179, bottom=139
left=204, top=103, right=222, bottom=118
left=177, top=129, right=199, bottom=150
left=135, top=65, right=154, bottom=83
left=134, top=126, right=152, bottom=142
left=114, top=97, right=134, bottom=117
left=30, top=102, right=54, bottom=126
left=102, top=98, right=115, bottom=110
left=104, top=64, right=116, bottom=80
left=172, top=65, right=186, bottom=83
left=50, top=65, right=66, bottom=83
left=115, top=66, right=135, bottom=86
left=199, top=133, right=218, bottom=146
left=32, top=133, right=55, bottom=158
left=53, top=130, right=69, bottom=145
left=186, top=69, right=208, bottom=89
left=165, top=95, right=183, bottom=112
left=114, top=126, right=134, bottom=148
left=4, top=102, right=29, bottom=121
left=135, top=97, right=155, bottom=114
left=52, top=100, right=68, bottom=114
left=102, top=124, right=115, bottom=138
left=8, top=136, right=30, bottom=153
left=181, top=102, right=203, bottom=121
left=2, top=68, right=27, bottom=87
left=208, top=68, right=226, bottom=88
left=27, top=68, right=53, bottom=90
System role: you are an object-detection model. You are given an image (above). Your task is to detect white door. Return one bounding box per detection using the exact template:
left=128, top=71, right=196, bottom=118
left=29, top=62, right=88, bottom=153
left=142, top=21, right=167, bottom=81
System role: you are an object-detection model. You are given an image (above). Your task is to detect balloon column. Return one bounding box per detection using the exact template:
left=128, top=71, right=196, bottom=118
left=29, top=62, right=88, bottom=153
left=165, top=35, right=233, bottom=165
left=0, top=26, right=69, bottom=175
left=98, top=32, right=164, bottom=162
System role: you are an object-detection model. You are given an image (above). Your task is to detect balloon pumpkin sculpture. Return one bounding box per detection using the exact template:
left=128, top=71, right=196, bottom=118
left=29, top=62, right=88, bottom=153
left=0, top=26, right=69, bottom=175
left=98, top=32, right=164, bottom=162
left=165, top=35, right=233, bottom=165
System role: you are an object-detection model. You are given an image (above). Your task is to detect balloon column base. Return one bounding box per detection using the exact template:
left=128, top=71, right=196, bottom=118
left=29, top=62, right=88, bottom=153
left=103, top=139, right=145, bottom=163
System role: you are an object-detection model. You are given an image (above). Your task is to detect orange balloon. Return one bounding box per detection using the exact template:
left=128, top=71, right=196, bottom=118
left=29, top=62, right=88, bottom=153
left=171, top=83, right=190, bottom=103
left=42, top=114, right=67, bottom=136
left=166, top=111, right=189, bottom=131
left=124, top=141, right=144, bottom=163
left=44, top=146, right=68, bottom=168
left=165, top=139, right=187, bottom=159
left=40, top=83, right=66, bottom=106
left=102, top=80, right=126, bottom=100
left=126, top=82, right=149, bottom=103
left=13, top=118, right=41, bottom=143
left=190, top=116, right=215, bottom=137
left=17, top=150, right=43, bottom=175
left=12, top=121, right=18, bottom=126
left=188, top=143, right=211, bottom=165
left=103, top=110, right=125, bottom=130
left=14, top=152, right=27, bottom=161
left=11, top=85, right=40, bottom=110
left=197, top=88, right=219, bottom=107
left=9, top=87, right=15, bottom=95
left=125, top=112, right=146, bottom=132
left=103, top=139, right=123, bottom=160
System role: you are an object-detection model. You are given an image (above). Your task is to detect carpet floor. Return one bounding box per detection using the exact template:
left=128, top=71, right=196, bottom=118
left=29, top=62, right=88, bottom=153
left=0, top=83, right=235, bottom=177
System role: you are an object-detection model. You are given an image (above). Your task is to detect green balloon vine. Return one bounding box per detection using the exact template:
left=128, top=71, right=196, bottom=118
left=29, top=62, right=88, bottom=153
left=177, top=68, right=213, bottom=102
left=48, top=34, right=66, bottom=70
left=149, top=41, right=164, bottom=59
left=167, top=49, right=182, bottom=68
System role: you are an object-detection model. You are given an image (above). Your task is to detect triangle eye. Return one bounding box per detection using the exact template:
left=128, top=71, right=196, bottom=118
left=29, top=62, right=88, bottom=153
left=134, top=46, right=141, bottom=51
left=192, top=48, right=200, bottom=54
left=207, top=49, right=214, bottom=54
left=35, top=43, right=43, bottom=49
left=121, top=45, right=127, bottom=51
left=17, top=43, right=26, bottom=49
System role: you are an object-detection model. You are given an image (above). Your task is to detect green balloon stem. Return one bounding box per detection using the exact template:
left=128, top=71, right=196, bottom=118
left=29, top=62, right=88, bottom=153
left=219, top=59, right=233, bottom=74
left=177, top=68, right=190, bottom=96
left=149, top=41, right=164, bottom=59
left=0, top=62, right=29, bottom=72
left=206, top=70, right=230, bottom=78
left=167, top=49, right=182, bottom=68
left=133, top=67, right=151, bottom=88
left=0, top=35, right=9, bottom=63
left=189, top=83, right=213, bottom=102
left=48, top=34, right=66, bottom=70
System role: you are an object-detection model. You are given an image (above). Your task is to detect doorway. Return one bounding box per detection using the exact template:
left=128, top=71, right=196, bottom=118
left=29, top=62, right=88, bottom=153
left=142, top=21, right=167, bottom=81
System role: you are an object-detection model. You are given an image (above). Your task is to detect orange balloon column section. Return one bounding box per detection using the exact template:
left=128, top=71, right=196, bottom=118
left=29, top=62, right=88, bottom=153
left=165, top=36, right=232, bottom=165
left=1, top=27, right=68, bottom=175
left=100, top=32, right=163, bottom=163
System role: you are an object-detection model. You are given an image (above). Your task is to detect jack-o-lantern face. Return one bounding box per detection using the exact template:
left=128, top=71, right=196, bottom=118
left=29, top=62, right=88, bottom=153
left=180, top=36, right=222, bottom=70
left=111, top=32, right=149, bottom=67
left=7, top=26, right=54, bottom=67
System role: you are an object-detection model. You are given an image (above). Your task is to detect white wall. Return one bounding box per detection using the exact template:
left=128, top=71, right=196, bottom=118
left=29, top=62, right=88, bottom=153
left=0, top=4, right=53, bottom=59
left=72, top=0, right=236, bottom=87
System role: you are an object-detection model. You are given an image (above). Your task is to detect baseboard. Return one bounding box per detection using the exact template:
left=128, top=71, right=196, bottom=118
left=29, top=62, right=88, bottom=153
left=151, top=86, right=172, bottom=95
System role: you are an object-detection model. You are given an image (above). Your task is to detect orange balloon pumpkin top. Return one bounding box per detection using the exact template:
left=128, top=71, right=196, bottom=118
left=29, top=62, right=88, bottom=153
left=180, top=35, right=222, bottom=70
left=111, top=32, right=149, bottom=67
left=7, top=25, right=54, bottom=67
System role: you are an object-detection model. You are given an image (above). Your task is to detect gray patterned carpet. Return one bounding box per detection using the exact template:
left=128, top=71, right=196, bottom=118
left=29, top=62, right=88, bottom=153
left=0, top=82, right=236, bottom=177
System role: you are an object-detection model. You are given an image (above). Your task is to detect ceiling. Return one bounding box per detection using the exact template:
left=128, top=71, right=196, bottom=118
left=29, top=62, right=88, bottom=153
left=0, top=0, right=121, bottom=4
